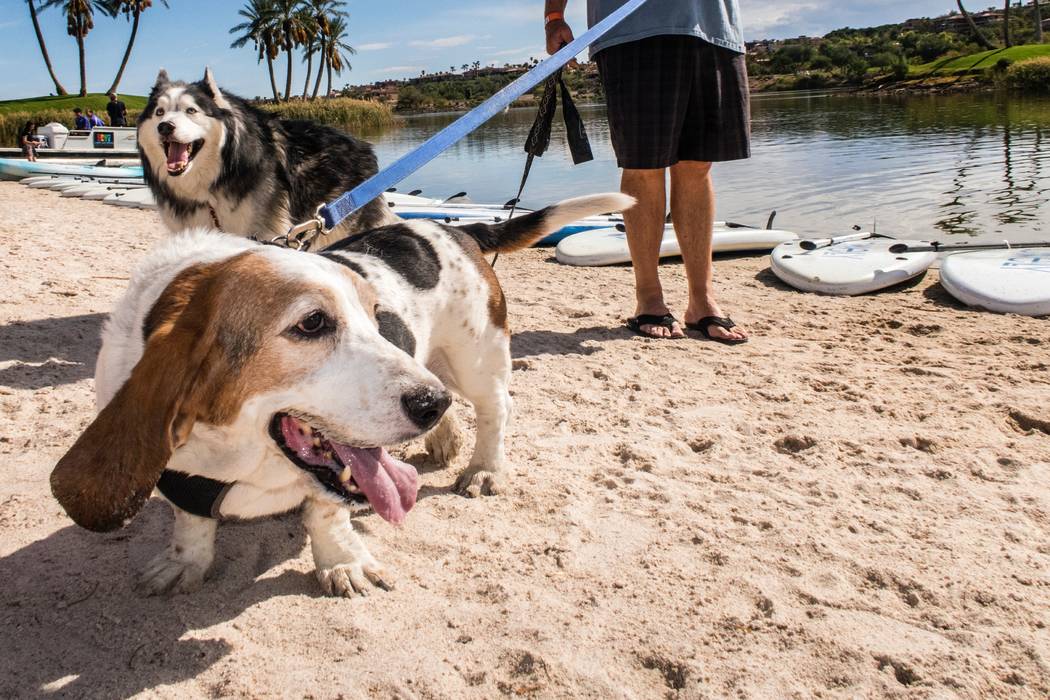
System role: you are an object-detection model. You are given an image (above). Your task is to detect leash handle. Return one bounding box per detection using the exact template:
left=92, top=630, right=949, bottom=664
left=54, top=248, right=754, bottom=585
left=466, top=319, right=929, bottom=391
left=320, top=0, right=651, bottom=230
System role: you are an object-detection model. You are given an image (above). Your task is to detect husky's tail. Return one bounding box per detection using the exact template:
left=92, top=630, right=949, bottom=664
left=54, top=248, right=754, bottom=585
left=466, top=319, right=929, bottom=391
left=457, top=193, right=635, bottom=254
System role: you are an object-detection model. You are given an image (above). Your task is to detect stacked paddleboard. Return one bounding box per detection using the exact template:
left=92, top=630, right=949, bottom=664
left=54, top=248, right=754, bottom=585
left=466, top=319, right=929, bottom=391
left=0, top=157, right=143, bottom=181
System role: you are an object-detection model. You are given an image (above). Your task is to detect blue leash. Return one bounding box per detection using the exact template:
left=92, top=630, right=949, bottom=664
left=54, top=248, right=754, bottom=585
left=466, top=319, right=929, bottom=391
left=317, top=0, right=651, bottom=231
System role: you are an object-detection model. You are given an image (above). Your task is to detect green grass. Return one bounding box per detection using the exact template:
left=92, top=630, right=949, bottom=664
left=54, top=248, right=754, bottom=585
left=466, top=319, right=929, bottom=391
left=910, top=44, right=1050, bottom=77
left=0, top=93, right=147, bottom=116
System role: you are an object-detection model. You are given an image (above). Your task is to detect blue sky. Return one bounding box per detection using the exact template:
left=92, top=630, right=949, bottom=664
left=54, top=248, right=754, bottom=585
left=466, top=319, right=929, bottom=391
left=1, top=1, right=961, bottom=100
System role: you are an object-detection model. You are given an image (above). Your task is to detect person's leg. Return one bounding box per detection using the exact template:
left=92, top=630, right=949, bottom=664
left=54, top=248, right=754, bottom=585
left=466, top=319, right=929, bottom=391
left=670, top=161, right=747, bottom=342
left=621, top=167, right=683, bottom=338
left=596, top=37, right=690, bottom=339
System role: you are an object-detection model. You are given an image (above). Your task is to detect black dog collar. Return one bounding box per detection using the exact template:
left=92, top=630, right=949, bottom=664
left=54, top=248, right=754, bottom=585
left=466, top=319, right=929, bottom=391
left=156, top=470, right=233, bottom=519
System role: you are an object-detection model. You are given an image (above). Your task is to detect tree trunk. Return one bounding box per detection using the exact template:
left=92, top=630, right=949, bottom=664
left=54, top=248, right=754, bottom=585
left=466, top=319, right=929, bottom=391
left=266, top=53, right=279, bottom=101
left=311, top=38, right=326, bottom=99
left=302, top=49, right=313, bottom=99
left=28, top=0, right=67, bottom=95
left=1035, top=0, right=1044, bottom=43
left=76, top=17, right=87, bottom=97
left=957, top=0, right=996, bottom=49
left=326, top=59, right=333, bottom=98
left=1003, top=1, right=1012, bottom=48
left=284, top=41, right=293, bottom=101
left=107, top=8, right=140, bottom=94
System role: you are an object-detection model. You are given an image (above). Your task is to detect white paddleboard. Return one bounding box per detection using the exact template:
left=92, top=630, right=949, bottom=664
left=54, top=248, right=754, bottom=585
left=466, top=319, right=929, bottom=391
left=771, top=238, right=937, bottom=295
left=82, top=186, right=135, bottom=200
left=939, top=248, right=1050, bottom=316
left=556, top=224, right=799, bottom=266
left=27, top=177, right=78, bottom=189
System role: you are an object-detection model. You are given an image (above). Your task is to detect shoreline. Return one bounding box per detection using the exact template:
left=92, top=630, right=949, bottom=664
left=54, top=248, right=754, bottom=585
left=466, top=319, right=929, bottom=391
left=1, top=182, right=1048, bottom=697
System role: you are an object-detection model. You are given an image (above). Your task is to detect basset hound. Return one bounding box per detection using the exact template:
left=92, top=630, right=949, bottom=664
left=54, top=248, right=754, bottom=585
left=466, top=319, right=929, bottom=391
left=50, top=193, right=633, bottom=597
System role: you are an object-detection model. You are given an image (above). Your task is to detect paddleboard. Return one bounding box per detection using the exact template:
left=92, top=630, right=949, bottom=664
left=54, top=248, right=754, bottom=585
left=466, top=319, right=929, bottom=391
left=770, top=237, right=937, bottom=295
left=27, top=177, right=78, bottom=189
left=82, top=186, right=135, bottom=200
left=556, top=224, right=798, bottom=266
left=939, top=247, right=1050, bottom=316
left=0, top=158, right=143, bottom=181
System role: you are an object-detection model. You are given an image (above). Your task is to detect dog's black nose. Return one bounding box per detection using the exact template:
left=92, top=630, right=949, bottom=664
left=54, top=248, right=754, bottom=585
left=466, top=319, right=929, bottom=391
left=157, top=121, right=175, bottom=137
left=401, top=386, right=451, bottom=430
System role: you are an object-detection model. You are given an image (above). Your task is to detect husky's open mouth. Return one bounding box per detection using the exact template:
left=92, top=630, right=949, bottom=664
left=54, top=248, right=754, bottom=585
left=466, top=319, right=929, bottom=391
left=163, top=138, right=204, bottom=176
left=269, top=413, right=418, bottom=525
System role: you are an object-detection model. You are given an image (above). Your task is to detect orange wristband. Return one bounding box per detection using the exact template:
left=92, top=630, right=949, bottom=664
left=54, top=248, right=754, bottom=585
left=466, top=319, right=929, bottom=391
left=545, top=11, right=564, bottom=25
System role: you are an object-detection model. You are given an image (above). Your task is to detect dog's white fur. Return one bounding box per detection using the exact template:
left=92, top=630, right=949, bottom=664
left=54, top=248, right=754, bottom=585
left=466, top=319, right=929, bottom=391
left=62, top=192, right=633, bottom=597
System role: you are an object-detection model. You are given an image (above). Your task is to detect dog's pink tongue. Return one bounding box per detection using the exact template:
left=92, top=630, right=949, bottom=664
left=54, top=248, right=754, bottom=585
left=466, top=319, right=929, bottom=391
left=331, top=444, right=418, bottom=525
left=166, top=142, right=190, bottom=167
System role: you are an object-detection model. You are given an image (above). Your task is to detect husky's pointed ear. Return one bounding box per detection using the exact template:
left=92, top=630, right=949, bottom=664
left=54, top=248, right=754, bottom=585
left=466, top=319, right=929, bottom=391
left=155, top=68, right=170, bottom=87
left=50, top=264, right=225, bottom=532
left=202, top=66, right=232, bottom=110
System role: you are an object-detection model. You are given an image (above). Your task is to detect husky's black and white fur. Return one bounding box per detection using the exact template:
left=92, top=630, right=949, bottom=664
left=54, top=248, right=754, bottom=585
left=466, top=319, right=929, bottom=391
left=138, top=68, right=396, bottom=243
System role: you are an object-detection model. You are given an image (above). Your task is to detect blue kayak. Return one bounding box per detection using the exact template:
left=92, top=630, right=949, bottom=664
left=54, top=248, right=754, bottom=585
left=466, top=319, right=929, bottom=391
left=0, top=158, right=144, bottom=181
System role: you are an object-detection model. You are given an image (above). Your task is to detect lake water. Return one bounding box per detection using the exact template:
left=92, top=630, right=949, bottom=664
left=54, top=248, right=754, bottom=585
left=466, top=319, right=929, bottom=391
left=368, top=91, right=1050, bottom=245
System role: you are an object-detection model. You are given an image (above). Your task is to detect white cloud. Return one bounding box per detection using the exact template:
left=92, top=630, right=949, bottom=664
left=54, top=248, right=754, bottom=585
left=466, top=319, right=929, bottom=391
left=357, top=42, right=392, bottom=51
left=377, top=65, right=423, bottom=74
left=488, top=45, right=536, bottom=57
left=410, top=35, right=477, bottom=49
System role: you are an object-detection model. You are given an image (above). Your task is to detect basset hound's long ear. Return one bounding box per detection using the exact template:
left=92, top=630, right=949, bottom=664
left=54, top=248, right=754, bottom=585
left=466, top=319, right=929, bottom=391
left=202, top=66, right=232, bottom=110
left=51, top=265, right=223, bottom=532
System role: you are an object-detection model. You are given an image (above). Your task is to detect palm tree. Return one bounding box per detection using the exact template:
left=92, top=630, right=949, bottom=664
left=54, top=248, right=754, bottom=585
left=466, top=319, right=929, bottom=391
left=105, top=0, right=169, bottom=94
left=322, top=13, right=355, bottom=97
left=271, top=0, right=310, bottom=101
left=230, top=0, right=280, bottom=101
left=26, top=0, right=68, bottom=95
left=1037, top=0, right=1045, bottom=44
left=304, top=0, right=344, bottom=99
left=43, top=0, right=109, bottom=97
left=297, top=6, right=319, bottom=98
left=956, top=0, right=996, bottom=49
left=1003, top=0, right=1012, bottom=48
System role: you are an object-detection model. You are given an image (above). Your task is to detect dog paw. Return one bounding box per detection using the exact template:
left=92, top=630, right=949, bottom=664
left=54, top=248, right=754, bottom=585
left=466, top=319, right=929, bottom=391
left=316, top=558, right=393, bottom=598
left=425, top=414, right=463, bottom=467
left=136, top=552, right=208, bottom=596
left=453, top=467, right=505, bottom=498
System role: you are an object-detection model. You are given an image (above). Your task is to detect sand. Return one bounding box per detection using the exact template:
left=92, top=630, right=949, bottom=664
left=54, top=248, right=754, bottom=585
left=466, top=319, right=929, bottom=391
left=0, top=180, right=1048, bottom=698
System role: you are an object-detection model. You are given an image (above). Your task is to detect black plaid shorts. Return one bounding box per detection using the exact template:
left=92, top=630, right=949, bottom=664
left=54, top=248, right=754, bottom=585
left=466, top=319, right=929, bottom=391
left=595, top=34, right=751, bottom=169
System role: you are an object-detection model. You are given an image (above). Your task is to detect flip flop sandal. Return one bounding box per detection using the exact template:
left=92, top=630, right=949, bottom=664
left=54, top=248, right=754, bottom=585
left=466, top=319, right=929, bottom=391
left=626, top=314, right=682, bottom=339
left=685, top=316, right=748, bottom=345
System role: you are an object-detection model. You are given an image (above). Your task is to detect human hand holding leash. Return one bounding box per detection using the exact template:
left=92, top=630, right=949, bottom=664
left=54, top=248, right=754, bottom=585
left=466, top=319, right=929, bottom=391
left=545, top=0, right=579, bottom=67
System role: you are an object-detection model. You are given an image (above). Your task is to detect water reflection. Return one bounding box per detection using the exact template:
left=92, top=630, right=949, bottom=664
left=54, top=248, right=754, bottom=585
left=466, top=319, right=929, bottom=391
left=366, top=92, right=1050, bottom=244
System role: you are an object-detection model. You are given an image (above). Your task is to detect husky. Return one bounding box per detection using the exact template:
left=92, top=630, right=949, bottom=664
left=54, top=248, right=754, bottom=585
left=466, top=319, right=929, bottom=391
left=137, top=68, right=396, bottom=244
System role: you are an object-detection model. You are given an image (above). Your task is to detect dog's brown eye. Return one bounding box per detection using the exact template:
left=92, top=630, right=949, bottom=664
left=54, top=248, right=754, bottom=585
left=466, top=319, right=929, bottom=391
left=186, top=107, right=197, bottom=115
left=155, top=108, right=164, bottom=117
left=292, top=311, right=332, bottom=338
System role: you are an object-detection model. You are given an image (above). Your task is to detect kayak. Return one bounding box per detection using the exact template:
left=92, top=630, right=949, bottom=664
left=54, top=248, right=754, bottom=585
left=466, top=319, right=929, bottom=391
left=0, top=157, right=143, bottom=181
left=556, top=223, right=799, bottom=266
left=770, top=237, right=937, bottom=295
left=939, top=247, right=1050, bottom=316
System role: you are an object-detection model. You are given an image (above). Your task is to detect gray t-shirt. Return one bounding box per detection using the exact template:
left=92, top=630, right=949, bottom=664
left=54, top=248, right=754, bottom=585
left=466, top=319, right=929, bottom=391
left=587, top=0, right=744, bottom=56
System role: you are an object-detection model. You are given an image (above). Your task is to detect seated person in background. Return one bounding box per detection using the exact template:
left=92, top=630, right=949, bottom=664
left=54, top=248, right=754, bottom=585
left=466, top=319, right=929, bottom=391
left=19, top=121, right=38, bottom=162
left=73, top=108, right=89, bottom=130
left=87, top=110, right=105, bottom=127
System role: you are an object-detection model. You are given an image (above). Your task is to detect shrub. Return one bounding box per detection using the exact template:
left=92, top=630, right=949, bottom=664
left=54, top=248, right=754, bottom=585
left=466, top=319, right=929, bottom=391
left=259, top=97, right=393, bottom=131
left=1006, top=56, right=1050, bottom=93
